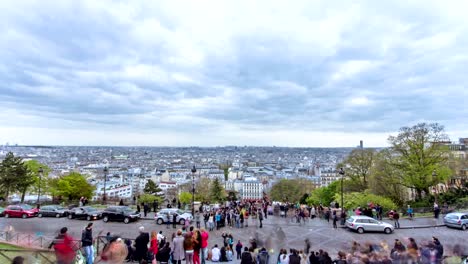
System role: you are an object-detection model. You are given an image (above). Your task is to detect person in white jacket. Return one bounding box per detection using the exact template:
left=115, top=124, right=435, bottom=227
left=211, top=244, right=221, bottom=262
left=279, top=249, right=290, bottom=264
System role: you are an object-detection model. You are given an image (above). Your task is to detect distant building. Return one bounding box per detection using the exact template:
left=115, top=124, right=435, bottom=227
left=159, top=181, right=177, bottom=191
left=241, top=177, right=264, bottom=200
left=93, top=182, right=133, bottom=200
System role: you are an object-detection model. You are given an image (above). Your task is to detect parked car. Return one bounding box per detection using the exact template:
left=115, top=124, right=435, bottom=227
left=67, top=206, right=102, bottom=221
left=346, top=215, right=394, bottom=234
left=38, top=205, right=68, bottom=218
left=102, top=206, right=140, bottom=224
left=0, top=207, right=4, bottom=217
left=155, top=208, right=193, bottom=225
left=4, top=204, right=39, bottom=219
left=444, top=212, right=468, bottom=230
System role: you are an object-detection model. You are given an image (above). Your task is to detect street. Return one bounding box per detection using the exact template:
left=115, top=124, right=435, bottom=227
left=1, top=214, right=467, bottom=258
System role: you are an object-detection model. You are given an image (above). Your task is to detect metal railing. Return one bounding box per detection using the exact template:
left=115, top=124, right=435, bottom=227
left=0, top=231, right=136, bottom=263
left=0, top=248, right=56, bottom=264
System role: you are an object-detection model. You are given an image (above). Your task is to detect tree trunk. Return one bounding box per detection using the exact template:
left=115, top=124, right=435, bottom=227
left=20, top=187, right=28, bottom=203
left=416, top=188, right=423, bottom=200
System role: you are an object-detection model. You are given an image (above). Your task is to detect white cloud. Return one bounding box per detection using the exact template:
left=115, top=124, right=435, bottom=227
left=0, top=0, right=467, bottom=146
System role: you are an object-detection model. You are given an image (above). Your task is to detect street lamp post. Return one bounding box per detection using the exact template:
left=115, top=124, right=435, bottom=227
left=37, top=167, right=43, bottom=208
left=103, top=166, right=108, bottom=204
left=191, top=165, right=197, bottom=216
left=339, top=168, right=345, bottom=224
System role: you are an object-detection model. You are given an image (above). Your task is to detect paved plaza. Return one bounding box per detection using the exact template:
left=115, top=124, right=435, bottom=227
left=1, top=214, right=466, bottom=258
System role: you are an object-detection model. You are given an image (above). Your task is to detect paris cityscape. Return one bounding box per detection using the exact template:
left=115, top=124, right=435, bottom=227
left=1, top=0, right=468, bottom=263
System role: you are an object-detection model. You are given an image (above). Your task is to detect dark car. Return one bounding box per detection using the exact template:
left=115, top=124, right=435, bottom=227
left=102, top=206, right=140, bottom=224
left=38, top=205, right=68, bottom=218
left=4, top=204, right=39, bottom=218
left=67, top=206, right=102, bottom=221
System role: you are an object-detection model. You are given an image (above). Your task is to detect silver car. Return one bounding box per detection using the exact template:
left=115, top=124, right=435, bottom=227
left=444, top=212, right=468, bottom=230
left=155, top=208, right=193, bottom=225
left=346, top=215, right=394, bottom=234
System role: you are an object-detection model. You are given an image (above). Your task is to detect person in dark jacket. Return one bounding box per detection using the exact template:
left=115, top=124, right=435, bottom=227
left=257, top=248, right=269, bottom=264
left=309, top=251, right=319, bottom=264
left=157, top=242, right=171, bottom=264
left=235, top=241, right=243, bottom=260
left=240, top=247, right=253, bottom=264
left=220, top=247, right=228, bottom=262
left=144, top=203, right=149, bottom=217
left=81, top=223, right=94, bottom=264
left=173, top=213, right=177, bottom=229
left=134, top=226, right=150, bottom=262
left=289, top=249, right=301, bottom=264
left=433, top=237, right=444, bottom=263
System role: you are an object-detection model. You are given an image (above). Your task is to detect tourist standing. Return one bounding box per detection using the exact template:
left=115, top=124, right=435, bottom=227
left=172, top=230, right=185, bottom=264
left=81, top=223, right=94, bottom=264
left=184, top=232, right=194, bottom=264
left=393, top=210, right=400, bottom=229
left=200, top=228, right=209, bottom=264
left=149, top=231, right=159, bottom=262
left=144, top=203, right=149, bottom=217
left=193, top=229, right=201, bottom=264
left=235, top=240, right=243, bottom=260
left=134, top=226, right=150, bottom=262
left=258, top=210, right=263, bottom=228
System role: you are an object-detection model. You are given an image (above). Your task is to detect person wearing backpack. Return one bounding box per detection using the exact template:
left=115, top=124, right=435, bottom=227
left=241, top=247, right=254, bottom=264
left=257, top=248, right=269, bottom=264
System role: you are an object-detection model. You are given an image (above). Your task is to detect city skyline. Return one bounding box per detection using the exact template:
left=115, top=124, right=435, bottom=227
left=1, top=1, right=467, bottom=147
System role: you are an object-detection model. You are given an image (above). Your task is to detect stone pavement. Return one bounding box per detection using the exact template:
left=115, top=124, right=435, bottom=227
left=1, top=213, right=466, bottom=259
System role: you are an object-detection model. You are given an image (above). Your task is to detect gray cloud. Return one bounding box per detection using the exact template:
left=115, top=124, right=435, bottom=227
left=0, top=0, right=467, bottom=146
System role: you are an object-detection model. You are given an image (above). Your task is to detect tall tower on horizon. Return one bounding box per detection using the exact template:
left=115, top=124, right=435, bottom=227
left=360, top=140, right=363, bottom=149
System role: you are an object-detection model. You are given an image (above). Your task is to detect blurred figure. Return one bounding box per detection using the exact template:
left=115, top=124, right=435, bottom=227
left=100, top=237, right=128, bottom=264
left=12, top=256, right=25, bottom=264
left=50, top=227, right=76, bottom=264
left=135, top=226, right=150, bottom=262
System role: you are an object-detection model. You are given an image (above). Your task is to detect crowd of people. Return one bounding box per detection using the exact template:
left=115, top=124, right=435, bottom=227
left=46, top=222, right=465, bottom=264
left=11, top=199, right=465, bottom=264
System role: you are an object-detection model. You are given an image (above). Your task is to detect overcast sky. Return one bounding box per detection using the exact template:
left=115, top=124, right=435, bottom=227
left=0, top=1, right=467, bottom=147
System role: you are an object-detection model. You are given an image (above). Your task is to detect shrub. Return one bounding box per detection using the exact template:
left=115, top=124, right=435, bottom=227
left=335, top=190, right=397, bottom=211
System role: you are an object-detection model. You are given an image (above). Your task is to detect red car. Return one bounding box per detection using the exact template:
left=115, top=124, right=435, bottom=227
left=4, top=204, right=39, bottom=218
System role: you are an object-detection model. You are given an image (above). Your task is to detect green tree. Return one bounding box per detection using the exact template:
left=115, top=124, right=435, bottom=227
left=49, top=172, right=95, bottom=201
left=0, top=152, right=29, bottom=200
left=307, top=180, right=339, bottom=206
left=144, top=179, right=164, bottom=200
left=179, top=192, right=193, bottom=205
left=337, top=148, right=376, bottom=191
left=334, top=190, right=397, bottom=212
left=270, top=179, right=301, bottom=202
left=269, top=179, right=316, bottom=203
left=195, top=177, right=213, bottom=203
left=24, top=160, right=52, bottom=195
left=139, top=193, right=162, bottom=204
left=223, top=168, right=229, bottom=182
left=388, top=123, right=451, bottom=199
left=210, top=178, right=226, bottom=202
left=368, top=149, right=407, bottom=206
